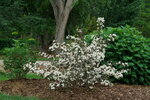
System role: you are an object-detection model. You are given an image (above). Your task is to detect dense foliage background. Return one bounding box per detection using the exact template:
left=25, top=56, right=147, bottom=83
left=0, top=0, right=149, bottom=50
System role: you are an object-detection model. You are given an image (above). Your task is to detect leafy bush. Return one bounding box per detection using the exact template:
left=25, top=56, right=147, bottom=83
left=101, top=25, right=150, bottom=85
left=3, top=40, right=36, bottom=79
left=26, top=36, right=128, bottom=89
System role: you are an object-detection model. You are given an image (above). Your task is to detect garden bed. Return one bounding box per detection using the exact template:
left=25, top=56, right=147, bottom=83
left=0, top=79, right=150, bottom=100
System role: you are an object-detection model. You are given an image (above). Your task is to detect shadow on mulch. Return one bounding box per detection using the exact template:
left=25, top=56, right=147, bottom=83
left=0, top=79, right=150, bottom=100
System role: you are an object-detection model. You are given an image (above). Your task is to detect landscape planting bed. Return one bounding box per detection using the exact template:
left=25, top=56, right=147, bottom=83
left=0, top=79, right=150, bottom=100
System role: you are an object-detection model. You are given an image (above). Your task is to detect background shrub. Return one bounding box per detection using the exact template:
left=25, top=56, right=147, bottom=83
left=0, top=38, right=14, bottom=51
left=101, top=25, right=150, bottom=85
left=3, top=40, right=37, bottom=79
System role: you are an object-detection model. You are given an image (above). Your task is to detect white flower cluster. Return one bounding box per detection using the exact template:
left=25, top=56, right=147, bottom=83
left=26, top=35, right=128, bottom=89
left=39, top=52, right=53, bottom=58
left=76, top=28, right=83, bottom=34
left=107, top=34, right=117, bottom=41
left=97, top=17, right=105, bottom=30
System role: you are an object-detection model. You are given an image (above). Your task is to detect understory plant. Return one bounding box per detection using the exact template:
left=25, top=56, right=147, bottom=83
left=3, top=40, right=36, bottom=79
left=26, top=35, right=128, bottom=89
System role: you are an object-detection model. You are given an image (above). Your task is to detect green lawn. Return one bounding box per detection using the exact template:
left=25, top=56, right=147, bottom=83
left=36, top=57, right=49, bottom=61
left=26, top=73, right=43, bottom=79
left=0, top=93, right=43, bottom=100
left=0, top=72, right=10, bottom=81
left=0, top=72, right=43, bottom=81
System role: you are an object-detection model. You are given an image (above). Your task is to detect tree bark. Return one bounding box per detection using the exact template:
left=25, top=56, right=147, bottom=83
left=50, top=0, right=77, bottom=43
left=55, top=11, right=70, bottom=43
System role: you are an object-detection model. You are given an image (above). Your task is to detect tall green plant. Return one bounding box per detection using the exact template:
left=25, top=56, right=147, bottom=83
left=3, top=40, right=36, bottom=79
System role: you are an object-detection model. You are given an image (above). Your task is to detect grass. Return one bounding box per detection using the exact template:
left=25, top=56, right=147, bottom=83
left=36, top=57, right=49, bottom=61
left=0, top=72, right=10, bottom=81
left=26, top=73, right=43, bottom=79
left=0, top=72, right=43, bottom=81
left=0, top=93, right=44, bottom=100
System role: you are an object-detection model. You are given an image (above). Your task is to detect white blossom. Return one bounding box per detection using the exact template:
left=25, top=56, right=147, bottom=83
left=97, top=17, right=105, bottom=30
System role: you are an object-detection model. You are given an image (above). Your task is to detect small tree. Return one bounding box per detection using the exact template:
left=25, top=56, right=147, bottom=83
left=49, top=0, right=78, bottom=43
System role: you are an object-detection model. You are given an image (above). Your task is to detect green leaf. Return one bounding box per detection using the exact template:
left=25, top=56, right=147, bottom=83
left=128, top=62, right=135, bottom=66
left=139, top=76, right=144, bottom=82
left=123, top=56, right=128, bottom=61
left=134, top=54, right=141, bottom=58
left=131, top=72, right=137, bottom=78
left=146, top=70, right=150, bottom=74
left=131, top=77, right=136, bottom=83
left=138, top=64, right=144, bottom=68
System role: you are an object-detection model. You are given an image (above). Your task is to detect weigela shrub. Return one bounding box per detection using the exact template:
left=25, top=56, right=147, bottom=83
left=26, top=35, right=128, bottom=89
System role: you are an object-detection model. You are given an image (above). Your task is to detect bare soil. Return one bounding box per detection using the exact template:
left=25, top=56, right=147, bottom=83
left=0, top=79, right=150, bottom=100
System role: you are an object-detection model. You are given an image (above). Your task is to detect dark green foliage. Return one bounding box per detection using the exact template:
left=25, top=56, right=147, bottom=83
left=134, top=0, right=150, bottom=37
left=103, top=0, right=143, bottom=27
left=101, top=25, right=150, bottom=85
left=68, top=0, right=142, bottom=36
left=3, top=40, right=37, bottom=79
left=0, top=0, right=54, bottom=35
left=0, top=0, right=24, bottom=35
left=0, top=0, right=145, bottom=49
left=0, top=0, right=55, bottom=50
left=84, top=30, right=100, bottom=44
left=0, top=38, right=14, bottom=50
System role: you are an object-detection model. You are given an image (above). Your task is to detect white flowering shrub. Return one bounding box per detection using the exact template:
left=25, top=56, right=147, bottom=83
left=25, top=35, right=128, bottom=90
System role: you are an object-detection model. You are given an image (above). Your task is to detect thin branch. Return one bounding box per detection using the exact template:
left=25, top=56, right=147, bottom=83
left=65, top=0, right=78, bottom=12
left=49, top=0, right=59, bottom=20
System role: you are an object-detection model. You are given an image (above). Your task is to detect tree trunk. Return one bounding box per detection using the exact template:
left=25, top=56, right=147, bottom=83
left=43, top=33, right=49, bottom=52
left=49, top=0, right=76, bottom=43
left=55, top=11, right=70, bottom=43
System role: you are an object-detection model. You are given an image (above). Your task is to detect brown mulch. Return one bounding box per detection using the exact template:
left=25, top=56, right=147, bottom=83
left=0, top=79, right=150, bottom=100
